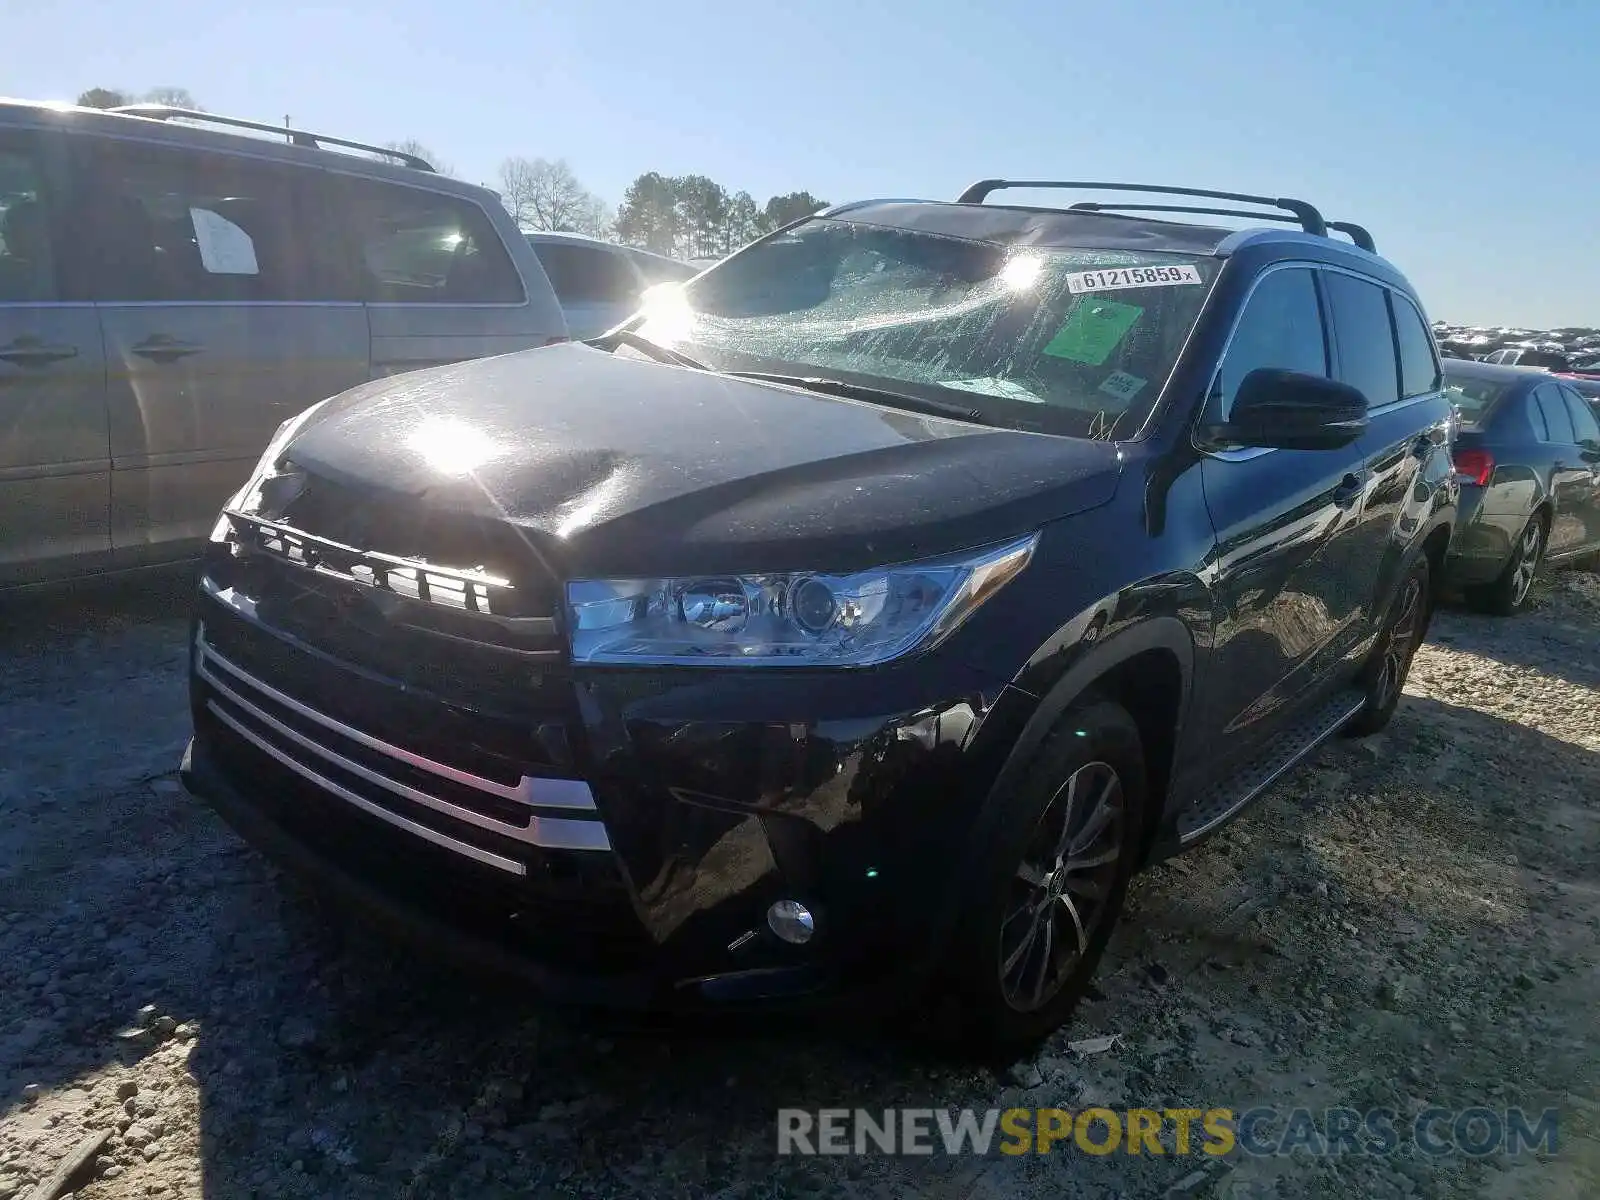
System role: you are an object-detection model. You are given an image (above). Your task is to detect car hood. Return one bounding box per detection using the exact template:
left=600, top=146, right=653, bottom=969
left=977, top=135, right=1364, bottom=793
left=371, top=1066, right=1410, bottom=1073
left=282, top=344, right=1125, bottom=577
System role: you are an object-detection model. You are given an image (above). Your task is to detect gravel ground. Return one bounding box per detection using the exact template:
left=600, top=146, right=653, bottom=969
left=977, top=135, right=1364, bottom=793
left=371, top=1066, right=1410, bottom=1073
left=1, top=567, right=1596, bottom=1200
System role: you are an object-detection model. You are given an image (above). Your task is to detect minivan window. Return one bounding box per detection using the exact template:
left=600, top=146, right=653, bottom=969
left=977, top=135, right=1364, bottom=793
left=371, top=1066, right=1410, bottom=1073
left=77, top=144, right=310, bottom=302
left=637, top=217, right=1220, bottom=439
left=530, top=241, right=639, bottom=304
left=0, top=146, right=54, bottom=302
left=1391, top=293, right=1441, bottom=397
left=1212, top=266, right=1328, bottom=420
left=1532, top=383, right=1576, bottom=443
left=343, top=180, right=522, bottom=304
left=1323, top=272, right=1400, bottom=408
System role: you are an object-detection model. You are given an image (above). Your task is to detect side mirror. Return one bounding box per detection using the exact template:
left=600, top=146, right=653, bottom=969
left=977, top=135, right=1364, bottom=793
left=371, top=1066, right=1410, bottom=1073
left=1201, top=368, right=1368, bottom=452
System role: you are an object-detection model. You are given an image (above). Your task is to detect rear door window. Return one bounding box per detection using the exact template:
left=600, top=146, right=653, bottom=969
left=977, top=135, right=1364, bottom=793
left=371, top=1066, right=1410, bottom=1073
left=0, top=140, right=55, bottom=302
left=1213, top=266, right=1328, bottom=419
left=1391, top=293, right=1441, bottom=398
left=1522, top=392, right=1550, bottom=440
left=1533, top=384, right=1576, bottom=443
left=341, top=179, right=523, bottom=304
left=1560, top=385, right=1600, bottom=444
left=1322, top=272, right=1400, bottom=408
left=530, top=242, right=641, bottom=304
left=74, top=142, right=313, bottom=302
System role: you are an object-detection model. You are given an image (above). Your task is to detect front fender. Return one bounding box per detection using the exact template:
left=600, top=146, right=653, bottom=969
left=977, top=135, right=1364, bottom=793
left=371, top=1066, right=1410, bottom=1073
left=916, top=591, right=1206, bottom=969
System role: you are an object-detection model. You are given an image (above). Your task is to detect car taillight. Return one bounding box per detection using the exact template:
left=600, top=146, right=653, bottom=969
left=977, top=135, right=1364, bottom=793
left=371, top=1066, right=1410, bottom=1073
left=1453, top=448, right=1494, bottom=486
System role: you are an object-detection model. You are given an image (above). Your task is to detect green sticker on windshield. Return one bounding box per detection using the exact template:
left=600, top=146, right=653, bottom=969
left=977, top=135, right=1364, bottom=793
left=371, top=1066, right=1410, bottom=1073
left=1042, top=298, right=1143, bottom=366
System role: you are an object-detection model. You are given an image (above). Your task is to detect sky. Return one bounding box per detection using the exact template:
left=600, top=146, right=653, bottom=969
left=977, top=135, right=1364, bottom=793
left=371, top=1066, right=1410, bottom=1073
left=6, top=0, right=1594, bottom=328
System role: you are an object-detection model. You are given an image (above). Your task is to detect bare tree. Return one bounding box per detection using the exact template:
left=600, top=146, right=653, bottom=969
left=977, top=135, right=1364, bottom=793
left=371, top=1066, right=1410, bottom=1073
left=498, top=157, right=610, bottom=237
left=143, top=87, right=202, bottom=110
left=384, top=139, right=454, bottom=176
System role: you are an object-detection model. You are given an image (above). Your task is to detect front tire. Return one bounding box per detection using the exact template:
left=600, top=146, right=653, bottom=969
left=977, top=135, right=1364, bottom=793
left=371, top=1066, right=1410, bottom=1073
left=1468, top=513, right=1544, bottom=616
left=1345, top=555, right=1430, bottom=738
left=943, top=697, right=1148, bottom=1053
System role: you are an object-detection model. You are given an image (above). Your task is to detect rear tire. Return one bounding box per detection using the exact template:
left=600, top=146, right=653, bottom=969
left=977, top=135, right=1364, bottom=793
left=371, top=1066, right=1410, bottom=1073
left=1467, top=513, right=1544, bottom=616
left=1344, top=555, right=1430, bottom=738
left=941, top=697, right=1148, bottom=1054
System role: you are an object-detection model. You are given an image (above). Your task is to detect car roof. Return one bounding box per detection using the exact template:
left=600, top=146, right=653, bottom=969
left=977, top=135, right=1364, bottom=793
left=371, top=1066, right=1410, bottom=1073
left=0, top=98, right=498, bottom=201
left=525, top=230, right=623, bottom=248
left=525, top=231, right=690, bottom=267
left=1442, top=359, right=1549, bottom=387
left=814, top=198, right=1402, bottom=277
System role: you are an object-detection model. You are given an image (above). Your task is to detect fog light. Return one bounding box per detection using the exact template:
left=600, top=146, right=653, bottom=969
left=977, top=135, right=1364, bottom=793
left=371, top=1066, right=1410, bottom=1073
left=766, top=900, right=815, bottom=945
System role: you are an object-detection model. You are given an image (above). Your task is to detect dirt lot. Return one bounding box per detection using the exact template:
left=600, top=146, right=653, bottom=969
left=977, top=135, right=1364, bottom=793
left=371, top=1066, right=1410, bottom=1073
left=1, top=568, right=1596, bottom=1200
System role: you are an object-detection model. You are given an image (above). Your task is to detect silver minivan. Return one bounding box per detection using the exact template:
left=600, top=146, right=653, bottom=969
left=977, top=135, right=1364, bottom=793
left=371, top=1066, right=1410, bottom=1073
left=0, top=100, right=569, bottom=588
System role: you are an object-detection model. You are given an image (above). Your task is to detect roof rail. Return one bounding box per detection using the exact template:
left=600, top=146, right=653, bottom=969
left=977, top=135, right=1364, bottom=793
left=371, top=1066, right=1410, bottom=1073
left=108, top=105, right=435, bottom=171
left=1326, top=221, right=1376, bottom=253
left=956, top=179, right=1328, bottom=239
left=1062, top=201, right=1377, bottom=252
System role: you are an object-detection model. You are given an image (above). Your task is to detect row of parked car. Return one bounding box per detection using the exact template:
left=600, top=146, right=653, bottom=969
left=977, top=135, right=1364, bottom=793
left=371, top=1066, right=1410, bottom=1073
left=1438, top=353, right=1600, bottom=613
left=4, top=99, right=1597, bottom=1050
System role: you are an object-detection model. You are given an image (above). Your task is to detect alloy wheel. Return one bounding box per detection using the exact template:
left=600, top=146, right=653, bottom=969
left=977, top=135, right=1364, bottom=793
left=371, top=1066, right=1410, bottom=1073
left=1511, top=521, right=1542, bottom=608
left=1374, top=574, right=1424, bottom=711
left=999, top=761, right=1125, bottom=1013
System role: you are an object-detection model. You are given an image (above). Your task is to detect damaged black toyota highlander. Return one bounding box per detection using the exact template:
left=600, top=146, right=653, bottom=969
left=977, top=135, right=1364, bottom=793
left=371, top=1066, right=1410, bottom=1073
left=181, top=181, right=1456, bottom=1048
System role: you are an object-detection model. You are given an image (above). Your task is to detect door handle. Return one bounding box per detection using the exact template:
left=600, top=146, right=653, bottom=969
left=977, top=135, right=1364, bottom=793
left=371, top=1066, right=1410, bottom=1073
left=1332, top=473, right=1365, bottom=509
left=0, top=337, right=79, bottom=366
left=131, top=335, right=203, bottom=364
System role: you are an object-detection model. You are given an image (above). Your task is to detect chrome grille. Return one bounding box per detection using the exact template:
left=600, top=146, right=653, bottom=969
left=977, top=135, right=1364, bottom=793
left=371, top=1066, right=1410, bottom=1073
left=222, top=510, right=520, bottom=618
left=196, top=633, right=609, bottom=875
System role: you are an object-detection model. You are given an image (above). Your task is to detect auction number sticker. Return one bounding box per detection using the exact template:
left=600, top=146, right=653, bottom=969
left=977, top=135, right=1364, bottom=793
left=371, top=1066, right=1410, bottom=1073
left=1064, top=264, right=1202, bottom=294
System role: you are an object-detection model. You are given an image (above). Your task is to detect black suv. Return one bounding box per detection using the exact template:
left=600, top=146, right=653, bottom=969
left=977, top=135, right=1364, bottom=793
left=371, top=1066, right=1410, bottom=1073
left=181, top=180, right=1456, bottom=1049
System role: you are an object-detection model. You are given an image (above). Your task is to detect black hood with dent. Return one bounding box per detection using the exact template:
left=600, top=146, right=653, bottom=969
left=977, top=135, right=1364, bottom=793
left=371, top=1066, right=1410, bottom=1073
left=283, top=344, right=1124, bottom=577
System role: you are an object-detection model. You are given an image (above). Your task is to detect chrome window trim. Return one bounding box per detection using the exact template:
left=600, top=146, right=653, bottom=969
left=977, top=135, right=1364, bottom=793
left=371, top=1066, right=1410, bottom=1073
left=1193, top=260, right=1442, bottom=459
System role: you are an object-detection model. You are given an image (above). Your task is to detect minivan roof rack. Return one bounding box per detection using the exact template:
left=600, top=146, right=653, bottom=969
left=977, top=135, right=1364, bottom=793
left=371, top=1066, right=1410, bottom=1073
left=108, top=104, right=435, bottom=172
left=956, top=179, right=1329, bottom=239
left=1060, top=201, right=1377, bottom=252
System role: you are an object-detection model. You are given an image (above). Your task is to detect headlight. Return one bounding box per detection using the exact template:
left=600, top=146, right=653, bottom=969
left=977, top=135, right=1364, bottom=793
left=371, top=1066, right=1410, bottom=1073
left=210, top=399, right=331, bottom=541
left=566, top=533, right=1037, bottom=667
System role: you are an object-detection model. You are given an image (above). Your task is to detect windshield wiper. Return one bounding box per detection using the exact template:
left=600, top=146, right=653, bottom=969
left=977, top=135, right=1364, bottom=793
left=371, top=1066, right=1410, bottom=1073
left=587, top=329, right=709, bottom=371
left=724, top=372, right=991, bottom=425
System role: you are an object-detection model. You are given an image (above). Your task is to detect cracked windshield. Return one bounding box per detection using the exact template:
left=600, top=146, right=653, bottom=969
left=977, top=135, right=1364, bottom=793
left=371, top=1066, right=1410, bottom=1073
left=3, top=2, right=1597, bottom=1200
left=636, top=220, right=1216, bottom=438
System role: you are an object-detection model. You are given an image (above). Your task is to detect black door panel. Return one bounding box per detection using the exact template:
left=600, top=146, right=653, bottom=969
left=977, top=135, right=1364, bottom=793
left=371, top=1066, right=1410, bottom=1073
left=1189, top=264, right=1368, bottom=772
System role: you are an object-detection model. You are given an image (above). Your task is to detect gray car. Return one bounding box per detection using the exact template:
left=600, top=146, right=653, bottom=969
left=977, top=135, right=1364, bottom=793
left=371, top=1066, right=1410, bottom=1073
left=525, top=231, right=697, bottom=339
left=1443, top=360, right=1600, bottom=613
left=0, top=100, right=569, bottom=589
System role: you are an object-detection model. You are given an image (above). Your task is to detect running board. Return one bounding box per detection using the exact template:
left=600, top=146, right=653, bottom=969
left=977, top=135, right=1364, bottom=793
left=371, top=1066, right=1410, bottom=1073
left=1176, top=688, right=1365, bottom=844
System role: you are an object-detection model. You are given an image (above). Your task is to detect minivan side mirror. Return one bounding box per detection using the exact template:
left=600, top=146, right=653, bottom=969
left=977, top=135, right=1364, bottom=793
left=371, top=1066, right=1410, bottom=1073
left=1200, top=368, right=1369, bottom=452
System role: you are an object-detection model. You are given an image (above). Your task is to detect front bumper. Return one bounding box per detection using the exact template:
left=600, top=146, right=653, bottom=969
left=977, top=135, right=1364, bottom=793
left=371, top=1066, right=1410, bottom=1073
left=184, top=581, right=1035, bottom=1010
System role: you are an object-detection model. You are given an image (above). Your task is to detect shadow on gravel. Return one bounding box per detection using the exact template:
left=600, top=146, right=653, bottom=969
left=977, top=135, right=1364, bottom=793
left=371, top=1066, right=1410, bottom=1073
left=3, top=580, right=1597, bottom=1200
left=0, top=565, right=198, bottom=653
left=1431, top=571, right=1600, bottom=693
left=175, top=694, right=1600, bottom=1196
